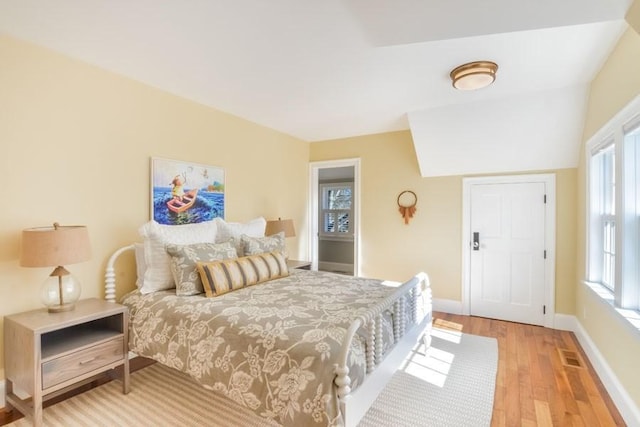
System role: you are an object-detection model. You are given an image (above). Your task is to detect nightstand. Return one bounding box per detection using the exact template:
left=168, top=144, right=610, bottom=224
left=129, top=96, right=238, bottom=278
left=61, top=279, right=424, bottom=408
left=287, top=259, right=312, bottom=270
left=3, top=298, right=129, bottom=426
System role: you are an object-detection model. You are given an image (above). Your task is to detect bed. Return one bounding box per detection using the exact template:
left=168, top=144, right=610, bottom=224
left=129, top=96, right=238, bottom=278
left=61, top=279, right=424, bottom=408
left=104, top=220, right=432, bottom=427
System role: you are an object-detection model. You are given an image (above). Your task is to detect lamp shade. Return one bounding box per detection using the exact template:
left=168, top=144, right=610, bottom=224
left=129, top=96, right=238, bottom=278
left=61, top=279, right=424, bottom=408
left=20, top=223, right=91, bottom=268
left=265, top=218, right=295, bottom=238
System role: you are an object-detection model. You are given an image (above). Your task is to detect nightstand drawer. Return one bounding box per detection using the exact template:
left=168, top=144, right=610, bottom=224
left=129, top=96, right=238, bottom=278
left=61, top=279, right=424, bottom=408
left=41, top=336, right=124, bottom=389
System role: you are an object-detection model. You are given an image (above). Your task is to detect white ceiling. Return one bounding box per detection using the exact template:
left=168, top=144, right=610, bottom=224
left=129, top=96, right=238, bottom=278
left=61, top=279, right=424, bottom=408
left=0, top=0, right=632, bottom=176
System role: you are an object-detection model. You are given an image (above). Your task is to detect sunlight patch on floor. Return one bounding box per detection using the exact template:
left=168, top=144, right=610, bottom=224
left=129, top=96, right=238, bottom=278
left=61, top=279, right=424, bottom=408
left=431, top=326, right=462, bottom=344
left=398, top=329, right=457, bottom=388
left=433, top=318, right=463, bottom=332
left=402, top=347, right=454, bottom=388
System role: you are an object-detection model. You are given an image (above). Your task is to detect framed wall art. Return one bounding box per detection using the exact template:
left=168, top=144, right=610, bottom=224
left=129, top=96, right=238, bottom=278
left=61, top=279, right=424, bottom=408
left=151, top=157, right=225, bottom=225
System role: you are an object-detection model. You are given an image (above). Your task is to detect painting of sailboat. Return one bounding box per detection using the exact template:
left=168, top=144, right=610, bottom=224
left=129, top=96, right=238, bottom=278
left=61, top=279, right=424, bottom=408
left=151, top=157, right=225, bottom=225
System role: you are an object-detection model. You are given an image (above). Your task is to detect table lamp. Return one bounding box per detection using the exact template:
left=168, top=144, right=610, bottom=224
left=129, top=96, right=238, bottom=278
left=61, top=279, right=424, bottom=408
left=265, top=218, right=295, bottom=238
left=20, top=222, right=91, bottom=313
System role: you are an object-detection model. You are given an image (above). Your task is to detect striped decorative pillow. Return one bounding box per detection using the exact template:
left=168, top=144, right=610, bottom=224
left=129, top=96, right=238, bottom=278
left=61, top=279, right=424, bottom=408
left=196, top=251, right=289, bottom=297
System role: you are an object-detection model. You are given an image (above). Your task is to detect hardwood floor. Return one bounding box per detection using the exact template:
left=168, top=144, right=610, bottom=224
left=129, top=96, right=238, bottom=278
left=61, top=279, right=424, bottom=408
left=434, top=312, right=626, bottom=427
left=0, top=314, right=626, bottom=426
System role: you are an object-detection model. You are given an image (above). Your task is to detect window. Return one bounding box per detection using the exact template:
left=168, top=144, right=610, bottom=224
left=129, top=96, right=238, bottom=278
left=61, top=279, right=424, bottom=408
left=587, top=95, right=640, bottom=311
left=590, top=145, right=616, bottom=290
left=320, top=183, right=353, bottom=239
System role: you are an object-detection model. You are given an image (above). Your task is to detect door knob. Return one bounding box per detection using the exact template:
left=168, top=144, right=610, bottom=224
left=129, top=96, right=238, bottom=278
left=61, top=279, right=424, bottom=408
left=473, top=232, right=480, bottom=251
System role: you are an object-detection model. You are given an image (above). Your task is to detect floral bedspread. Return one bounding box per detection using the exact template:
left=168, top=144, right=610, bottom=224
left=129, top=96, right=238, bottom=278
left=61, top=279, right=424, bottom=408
left=121, top=269, right=427, bottom=426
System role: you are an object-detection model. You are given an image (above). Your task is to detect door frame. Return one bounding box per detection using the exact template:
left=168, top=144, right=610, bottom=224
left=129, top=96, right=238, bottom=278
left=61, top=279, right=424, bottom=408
left=462, top=173, right=556, bottom=328
left=309, top=158, right=361, bottom=276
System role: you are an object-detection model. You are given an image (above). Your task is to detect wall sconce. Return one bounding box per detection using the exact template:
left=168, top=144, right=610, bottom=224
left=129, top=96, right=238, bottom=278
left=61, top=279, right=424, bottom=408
left=20, top=222, right=91, bottom=312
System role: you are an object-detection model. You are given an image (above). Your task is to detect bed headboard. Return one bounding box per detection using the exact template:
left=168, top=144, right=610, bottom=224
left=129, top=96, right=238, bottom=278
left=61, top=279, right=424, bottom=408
left=104, top=244, right=136, bottom=303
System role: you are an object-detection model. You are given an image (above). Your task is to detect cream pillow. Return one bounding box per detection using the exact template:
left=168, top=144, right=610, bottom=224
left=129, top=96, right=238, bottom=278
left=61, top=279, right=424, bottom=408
left=138, top=220, right=218, bottom=294
left=214, top=217, right=266, bottom=256
left=241, top=232, right=287, bottom=258
left=166, top=241, right=237, bottom=296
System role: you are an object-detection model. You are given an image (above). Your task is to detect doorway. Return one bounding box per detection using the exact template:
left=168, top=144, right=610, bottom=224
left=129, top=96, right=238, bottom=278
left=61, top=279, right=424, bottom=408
left=462, top=174, right=556, bottom=327
left=309, top=159, right=361, bottom=276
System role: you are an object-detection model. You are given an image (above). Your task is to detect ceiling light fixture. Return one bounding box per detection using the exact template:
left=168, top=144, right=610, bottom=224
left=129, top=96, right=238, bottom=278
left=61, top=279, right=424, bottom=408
left=450, top=61, right=498, bottom=91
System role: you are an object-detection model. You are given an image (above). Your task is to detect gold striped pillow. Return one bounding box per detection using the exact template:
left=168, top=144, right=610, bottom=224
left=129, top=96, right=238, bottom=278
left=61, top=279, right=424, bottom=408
left=196, top=251, right=289, bottom=297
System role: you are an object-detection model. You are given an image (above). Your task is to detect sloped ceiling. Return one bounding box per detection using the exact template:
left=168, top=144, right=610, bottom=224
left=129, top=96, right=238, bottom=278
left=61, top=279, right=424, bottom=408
left=409, top=86, right=590, bottom=177
left=0, top=0, right=632, bottom=176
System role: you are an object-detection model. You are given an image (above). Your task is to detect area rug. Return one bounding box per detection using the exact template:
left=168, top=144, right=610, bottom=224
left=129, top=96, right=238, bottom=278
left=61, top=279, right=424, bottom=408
left=359, top=328, right=498, bottom=427
left=8, top=328, right=497, bottom=427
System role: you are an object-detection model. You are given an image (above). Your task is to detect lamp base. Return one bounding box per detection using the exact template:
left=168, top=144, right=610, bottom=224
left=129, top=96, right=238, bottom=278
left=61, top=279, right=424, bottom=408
left=41, top=266, right=81, bottom=313
left=48, top=303, right=75, bottom=313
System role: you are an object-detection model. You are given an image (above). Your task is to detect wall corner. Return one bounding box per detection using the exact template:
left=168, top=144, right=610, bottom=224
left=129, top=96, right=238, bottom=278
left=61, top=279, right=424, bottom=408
left=626, top=0, right=640, bottom=35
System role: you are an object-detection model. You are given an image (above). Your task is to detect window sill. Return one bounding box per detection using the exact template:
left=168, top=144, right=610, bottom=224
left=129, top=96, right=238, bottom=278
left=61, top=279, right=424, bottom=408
left=582, top=280, right=640, bottom=337
left=319, top=235, right=354, bottom=243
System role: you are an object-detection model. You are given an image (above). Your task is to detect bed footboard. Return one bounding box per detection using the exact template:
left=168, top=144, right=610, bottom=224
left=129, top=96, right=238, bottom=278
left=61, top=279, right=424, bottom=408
left=335, top=272, right=432, bottom=427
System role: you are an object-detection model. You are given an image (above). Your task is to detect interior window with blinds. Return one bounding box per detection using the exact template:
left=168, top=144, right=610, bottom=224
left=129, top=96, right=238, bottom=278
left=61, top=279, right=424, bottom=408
left=320, top=183, right=353, bottom=239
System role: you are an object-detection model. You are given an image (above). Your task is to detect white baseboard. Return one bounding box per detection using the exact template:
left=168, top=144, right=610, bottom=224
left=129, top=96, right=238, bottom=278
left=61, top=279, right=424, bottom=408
left=555, top=314, right=640, bottom=425
left=433, top=298, right=463, bottom=314
left=552, top=313, right=578, bottom=331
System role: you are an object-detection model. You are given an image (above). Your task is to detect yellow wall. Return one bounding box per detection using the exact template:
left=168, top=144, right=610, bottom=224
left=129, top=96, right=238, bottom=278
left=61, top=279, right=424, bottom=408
left=311, top=132, right=461, bottom=299
left=0, top=35, right=309, bottom=379
left=576, top=27, right=640, bottom=409
left=2, top=16, right=637, bottom=411
left=310, top=131, right=578, bottom=314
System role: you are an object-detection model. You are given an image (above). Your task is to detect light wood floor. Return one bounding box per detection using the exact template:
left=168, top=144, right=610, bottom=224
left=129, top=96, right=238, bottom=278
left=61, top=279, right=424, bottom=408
left=434, top=312, right=626, bottom=427
left=0, top=314, right=626, bottom=426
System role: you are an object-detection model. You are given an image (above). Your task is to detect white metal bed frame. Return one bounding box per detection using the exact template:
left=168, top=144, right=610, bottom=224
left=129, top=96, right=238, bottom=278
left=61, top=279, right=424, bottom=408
left=105, top=244, right=432, bottom=427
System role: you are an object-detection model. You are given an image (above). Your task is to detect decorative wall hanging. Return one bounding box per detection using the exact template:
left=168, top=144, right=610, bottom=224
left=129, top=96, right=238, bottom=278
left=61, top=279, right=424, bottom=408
left=151, top=157, right=225, bottom=225
left=397, top=190, right=417, bottom=225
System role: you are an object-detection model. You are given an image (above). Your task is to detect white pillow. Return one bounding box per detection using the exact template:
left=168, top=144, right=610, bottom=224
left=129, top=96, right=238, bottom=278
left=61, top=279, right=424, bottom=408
left=214, top=217, right=266, bottom=256
left=138, top=220, right=218, bottom=294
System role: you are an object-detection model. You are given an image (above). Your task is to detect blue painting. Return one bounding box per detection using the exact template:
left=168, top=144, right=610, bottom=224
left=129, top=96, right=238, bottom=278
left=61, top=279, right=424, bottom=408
left=151, top=157, right=225, bottom=225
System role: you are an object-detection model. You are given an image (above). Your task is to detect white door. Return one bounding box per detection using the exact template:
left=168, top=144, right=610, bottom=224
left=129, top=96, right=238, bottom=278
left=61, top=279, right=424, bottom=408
left=469, top=182, right=547, bottom=325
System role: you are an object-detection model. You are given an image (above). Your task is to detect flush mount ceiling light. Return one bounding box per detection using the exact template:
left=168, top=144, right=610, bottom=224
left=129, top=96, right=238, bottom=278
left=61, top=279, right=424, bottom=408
left=450, top=61, right=498, bottom=91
